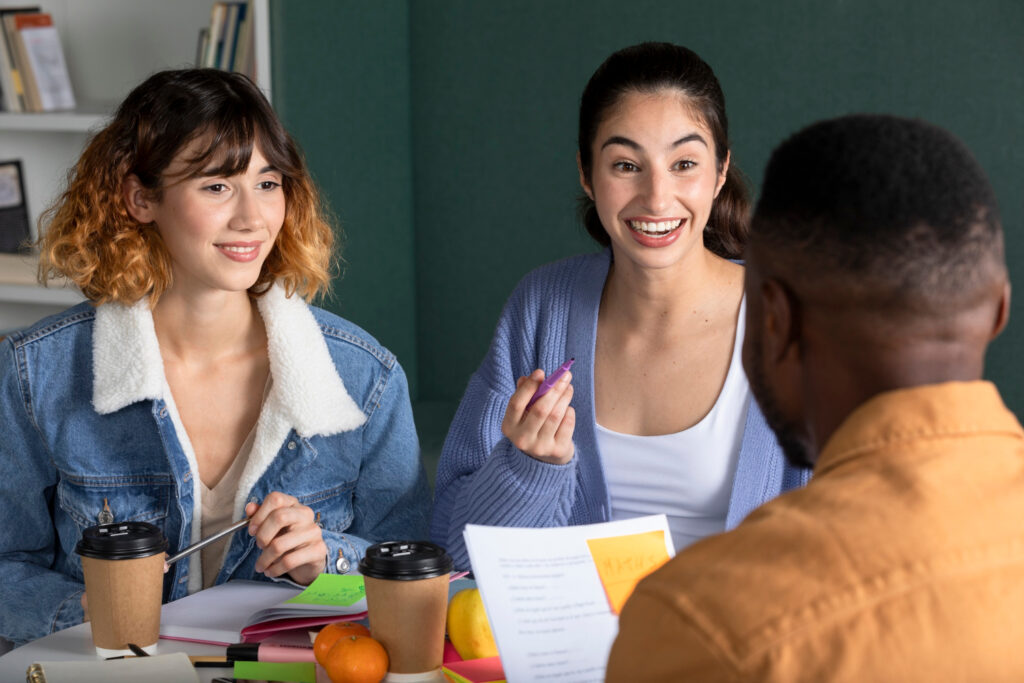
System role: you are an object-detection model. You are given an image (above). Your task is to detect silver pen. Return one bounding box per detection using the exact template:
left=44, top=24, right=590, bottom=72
left=164, top=517, right=251, bottom=566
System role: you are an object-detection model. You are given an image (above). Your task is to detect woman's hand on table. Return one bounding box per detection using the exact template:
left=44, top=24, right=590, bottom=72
left=502, top=368, right=576, bottom=465
left=246, top=492, right=327, bottom=586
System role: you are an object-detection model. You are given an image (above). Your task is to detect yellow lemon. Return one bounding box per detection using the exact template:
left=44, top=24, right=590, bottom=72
left=447, top=587, right=499, bottom=660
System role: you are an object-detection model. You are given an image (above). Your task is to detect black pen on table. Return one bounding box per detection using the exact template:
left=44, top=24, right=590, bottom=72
left=115, top=641, right=314, bottom=666
left=111, top=644, right=233, bottom=668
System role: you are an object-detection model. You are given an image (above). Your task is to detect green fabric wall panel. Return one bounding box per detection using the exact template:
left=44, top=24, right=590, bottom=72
left=408, top=0, right=1024, bottom=414
left=274, top=0, right=1024, bottom=416
left=272, top=0, right=418, bottom=394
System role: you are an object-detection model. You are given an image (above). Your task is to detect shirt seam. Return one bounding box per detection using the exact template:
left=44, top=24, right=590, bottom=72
left=820, top=426, right=1024, bottom=472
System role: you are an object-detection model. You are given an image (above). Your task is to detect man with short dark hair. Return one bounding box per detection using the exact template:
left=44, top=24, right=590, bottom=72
left=606, top=114, right=1024, bottom=681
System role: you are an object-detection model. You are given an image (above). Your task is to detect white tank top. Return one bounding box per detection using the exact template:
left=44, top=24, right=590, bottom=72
left=597, top=297, right=750, bottom=551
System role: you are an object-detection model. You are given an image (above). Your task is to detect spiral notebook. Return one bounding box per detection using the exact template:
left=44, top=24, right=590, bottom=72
left=27, top=653, right=199, bottom=683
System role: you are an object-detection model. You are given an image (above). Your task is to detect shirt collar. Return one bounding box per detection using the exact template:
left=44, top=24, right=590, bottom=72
left=815, top=381, right=1022, bottom=476
left=92, top=282, right=365, bottom=437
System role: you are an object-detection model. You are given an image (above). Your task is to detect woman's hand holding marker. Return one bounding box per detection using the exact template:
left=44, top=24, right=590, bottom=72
left=502, top=361, right=576, bottom=465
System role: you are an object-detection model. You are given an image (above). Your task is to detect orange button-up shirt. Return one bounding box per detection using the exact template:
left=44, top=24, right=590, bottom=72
left=608, top=381, right=1024, bottom=682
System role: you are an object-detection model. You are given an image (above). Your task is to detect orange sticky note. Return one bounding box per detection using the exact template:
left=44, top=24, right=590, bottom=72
left=586, top=530, right=671, bottom=614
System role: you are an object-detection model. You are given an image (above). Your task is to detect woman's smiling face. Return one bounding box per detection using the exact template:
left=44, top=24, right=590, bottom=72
left=581, top=88, right=729, bottom=271
left=125, top=138, right=286, bottom=299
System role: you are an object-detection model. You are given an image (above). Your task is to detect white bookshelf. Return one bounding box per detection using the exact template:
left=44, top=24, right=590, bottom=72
left=0, top=105, right=106, bottom=132
left=0, top=252, right=79, bottom=332
left=0, top=0, right=271, bottom=330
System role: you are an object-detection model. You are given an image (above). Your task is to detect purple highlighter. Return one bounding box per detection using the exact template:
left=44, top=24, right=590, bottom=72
left=525, top=358, right=575, bottom=410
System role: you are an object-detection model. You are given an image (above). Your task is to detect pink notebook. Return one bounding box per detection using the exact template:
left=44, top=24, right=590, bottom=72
left=160, top=578, right=367, bottom=645
left=241, top=612, right=368, bottom=642
left=160, top=574, right=471, bottom=645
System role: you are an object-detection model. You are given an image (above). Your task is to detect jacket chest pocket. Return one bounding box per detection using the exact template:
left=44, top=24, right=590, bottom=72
left=297, top=481, right=356, bottom=533
left=58, top=476, right=174, bottom=532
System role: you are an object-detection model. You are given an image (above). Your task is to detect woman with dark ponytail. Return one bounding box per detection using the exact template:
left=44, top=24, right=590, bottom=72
left=432, top=43, right=810, bottom=570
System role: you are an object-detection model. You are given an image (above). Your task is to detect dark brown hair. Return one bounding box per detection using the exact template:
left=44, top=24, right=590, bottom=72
left=39, top=68, right=334, bottom=304
left=753, top=114, right=1005, bottom=307
left=578, top=42, right=749, bottom=258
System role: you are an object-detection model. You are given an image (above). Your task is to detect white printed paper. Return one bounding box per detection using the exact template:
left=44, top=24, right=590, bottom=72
left=464, top=515, right=674, bottom=683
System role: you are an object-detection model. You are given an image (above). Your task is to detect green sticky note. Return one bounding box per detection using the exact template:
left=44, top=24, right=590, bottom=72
left=285, top=572, right=366, bottom=606
left=234, top=661, right=315, bottom=682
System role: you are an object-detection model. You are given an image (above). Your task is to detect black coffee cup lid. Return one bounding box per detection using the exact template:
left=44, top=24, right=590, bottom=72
left=358, top=541, right=453, bottom=580
left=76, top=522, right=168, bottom=560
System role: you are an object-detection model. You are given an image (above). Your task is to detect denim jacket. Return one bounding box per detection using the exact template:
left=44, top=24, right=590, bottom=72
left=0, top=284, right=429, bottom=645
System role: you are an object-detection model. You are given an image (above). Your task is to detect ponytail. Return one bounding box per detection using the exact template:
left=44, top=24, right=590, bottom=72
left=704, top=163, right=750, bottom=259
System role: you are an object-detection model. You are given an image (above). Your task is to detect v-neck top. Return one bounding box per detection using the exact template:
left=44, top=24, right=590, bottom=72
left=199, top=422, right=257, bottom=589
left=162, top=377, right=272, bottom=589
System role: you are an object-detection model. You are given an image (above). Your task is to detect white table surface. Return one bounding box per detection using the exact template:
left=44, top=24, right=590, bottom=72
left=0, top=623, right=229, bottom=682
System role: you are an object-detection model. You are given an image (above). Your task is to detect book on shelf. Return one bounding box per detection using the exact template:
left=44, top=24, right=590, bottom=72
left=0, top=9, right=74, bottom=113
left=5, top=11, right=48, bottom=111
left=0, top=6, right=41, bottom=112
left=232, top=5, right=254, bottom=77
left=194, top=27, right=209, bottom=71
left=220, top=2, right=241, bottom=70
left=16, top=13, right=74, bottom=111
left=203, top=1, right=227, bottom=68
left=198, top=1, right=255, bottom=79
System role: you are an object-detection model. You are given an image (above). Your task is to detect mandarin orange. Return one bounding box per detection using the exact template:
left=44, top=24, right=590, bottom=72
left=314, top=621, right=372, bottom=666
left=323, top=634, right=389, bottom=683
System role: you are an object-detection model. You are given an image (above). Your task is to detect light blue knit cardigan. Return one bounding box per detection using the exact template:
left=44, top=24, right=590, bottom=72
left=430, top=250, right=811, bottom=570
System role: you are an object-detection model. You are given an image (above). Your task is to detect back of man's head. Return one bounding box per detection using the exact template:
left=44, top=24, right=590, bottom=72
left=743, top=114, right=1010, bottom=467
left=752, top=114, right=1005, bottom=316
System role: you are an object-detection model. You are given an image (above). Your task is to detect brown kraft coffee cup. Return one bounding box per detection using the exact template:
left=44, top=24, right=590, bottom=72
left=359, top=541, right=453, bottom=675
left=75, top=521, right=168, bottom=656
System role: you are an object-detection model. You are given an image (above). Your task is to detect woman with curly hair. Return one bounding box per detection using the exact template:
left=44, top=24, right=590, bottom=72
left=0, top=69, right=429, bottom=646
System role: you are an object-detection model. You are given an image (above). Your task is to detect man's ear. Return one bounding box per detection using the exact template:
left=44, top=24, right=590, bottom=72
left=577, top=152, right=593, bottom=200
left=760, top=277, right=801, bottom=364
left=122, top=174, right=155, bottom=224
left=992, top=280, right=1012, bottom=339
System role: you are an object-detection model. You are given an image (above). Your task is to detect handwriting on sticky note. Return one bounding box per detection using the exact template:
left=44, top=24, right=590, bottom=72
left=285, top=573, right=365, bottom=607
left=586, top=530, right=671, bottom=615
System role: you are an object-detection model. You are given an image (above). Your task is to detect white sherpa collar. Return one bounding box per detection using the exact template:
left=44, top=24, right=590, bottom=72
left=93, top=283, right=367, bottom=591
left=254, top=283, right=367, bottom=437
left=93, top=283, right=366, bottom=435
left=93, top=298, right=165, bottom=414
